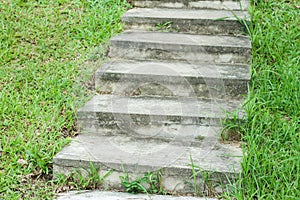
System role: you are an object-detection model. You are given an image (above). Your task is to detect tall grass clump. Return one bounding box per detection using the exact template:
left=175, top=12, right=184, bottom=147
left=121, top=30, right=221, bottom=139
left=224, top=0, right=299, bottom=199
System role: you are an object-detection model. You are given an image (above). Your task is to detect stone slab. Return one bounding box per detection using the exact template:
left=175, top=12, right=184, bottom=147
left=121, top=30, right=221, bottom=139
left=95, top=60, right=250, bottom=99
left=109, top=31, right=251, bottom=64
left=57, top=191, right=217, bottom=200
left=123, top=8, right=249, bottom=35
left=79, top=120, right=222, bottom=146
left=131, top=0, right=250, bottom=10
left=77, top=94, right=244, bottom=133
left=53, top=134, right=242, bottom=194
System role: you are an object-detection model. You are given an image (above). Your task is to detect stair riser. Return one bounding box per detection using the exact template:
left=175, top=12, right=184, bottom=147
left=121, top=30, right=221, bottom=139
left=109, top=41, right=251, bottom=64
left=77, top=120, right=221, bottom=146
left=131, top=0, right=249, bottom=10
left=75, top=94, right=244, bottom=142
left=96, top=73, right=249, bottom=99
left=76, top=112, right=242, bottom=144
left=53, top=160, right=238, bottom=195
left=77, top=112, right=221, bottom=130
left=123, top=19, right=247, bottom=35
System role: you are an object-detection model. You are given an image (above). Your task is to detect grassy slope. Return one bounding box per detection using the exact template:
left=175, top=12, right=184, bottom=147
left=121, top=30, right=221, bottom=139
left=0, top=0, right=129, bottom=199
left=227, top=1, right=299, bottom=199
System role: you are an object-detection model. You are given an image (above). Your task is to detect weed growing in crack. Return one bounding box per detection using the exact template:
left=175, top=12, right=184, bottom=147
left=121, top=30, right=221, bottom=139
left=120, top=172, right=148, bottom=194
left=120, top=170, right=166, bottom=194
left=195, top=135, right=205, bottom=141
left=155, top=21, right=177, bottom=32
left=53, top=162, right=113, bottom=191
left=232, top=1, right=251, bottom=35
left=213, top=5, right=250, bottom=36
left=221, top=110, right=245, bottom=142
left=188, top=155, right=217, bottom=197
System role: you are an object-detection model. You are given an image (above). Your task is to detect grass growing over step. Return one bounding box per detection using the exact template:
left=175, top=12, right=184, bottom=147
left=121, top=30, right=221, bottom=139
left=0, top=0, right=129, bottom=199
left=224, top=0, right=299, bottom=199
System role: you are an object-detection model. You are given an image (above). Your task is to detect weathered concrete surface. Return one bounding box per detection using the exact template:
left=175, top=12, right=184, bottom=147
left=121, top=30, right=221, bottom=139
left=57, top=191, right=218, bottom=200
left=131, top=0, right=249, bottom=11
left=77, top=94, right=244, bottom=134
left=78, top=121, right=221, bottom=146
left=53, top=134, right=242, bottom=194
left=123, top=8, right=249, bottom=35
left=109, top=31, right=251, bottom=64
left=96, top=60, right=250, bottom=99
left=54, top=0, right=251, bottom=197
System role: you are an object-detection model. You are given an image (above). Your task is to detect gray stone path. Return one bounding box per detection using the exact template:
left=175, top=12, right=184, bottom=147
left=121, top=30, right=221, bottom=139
left=53, top=0, right=251, bottom=198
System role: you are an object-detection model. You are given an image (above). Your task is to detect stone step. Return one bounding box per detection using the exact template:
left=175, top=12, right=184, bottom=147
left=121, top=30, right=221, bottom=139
left=81, top=125, right=222, bottom=147
left=130, top=0, right=250, bottom=11
left=77, top=94, right=243, bottom=135
left=95, top=60, right=250, bottom=99
left=78, top=123, right=222, bottom=148
left=108, top=31, right=251, bottom=64
left=57, top=191, right=218, bottom=200
left=122, top=8, right=249, bottom=35
left=53, top=134, right=242, bottom=194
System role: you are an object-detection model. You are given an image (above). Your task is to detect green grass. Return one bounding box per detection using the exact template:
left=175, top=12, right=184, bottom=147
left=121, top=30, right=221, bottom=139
left=120, top=170, right=165, bottom=195
left=0, top=0, right=130, bottom=199
left=223, top=0, right=300, bottom=199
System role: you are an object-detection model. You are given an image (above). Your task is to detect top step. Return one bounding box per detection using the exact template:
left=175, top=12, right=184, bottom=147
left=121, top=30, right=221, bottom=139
left=130, top=0, right=250, bottom=11
left=123, top=8, right=249, bottom=35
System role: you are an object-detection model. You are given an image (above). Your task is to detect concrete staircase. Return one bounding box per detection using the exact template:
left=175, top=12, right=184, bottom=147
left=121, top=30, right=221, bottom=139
left=54, top=0, right=251, bottom=197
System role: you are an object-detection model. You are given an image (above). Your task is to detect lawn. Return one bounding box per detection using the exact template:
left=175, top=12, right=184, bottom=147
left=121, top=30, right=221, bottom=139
left=224, top=0, right=299, bottom=199
left=0, top=0, right=299, bottom=199
left=0, top=0, right=130, bottom=199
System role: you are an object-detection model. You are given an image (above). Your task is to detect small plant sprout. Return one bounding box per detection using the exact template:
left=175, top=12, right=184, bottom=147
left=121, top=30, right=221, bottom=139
left=52, top=162, right=113, bottom=191
left=155, top=21, right=174, bottom=32
left=120, top=172, right=148, bottom=194
left=188, top=155, right=217, bottom=196
left=195, top=135, right=205, bottom=141
left=119, top=170, right=165, bottom=194
left=73, top=162, right=113, bottom=189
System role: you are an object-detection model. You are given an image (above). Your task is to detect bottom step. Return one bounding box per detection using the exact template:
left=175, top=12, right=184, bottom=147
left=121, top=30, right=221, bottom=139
left=57, top=191, right=217, bottom=200
left=53, top=134, right=242, bottom=195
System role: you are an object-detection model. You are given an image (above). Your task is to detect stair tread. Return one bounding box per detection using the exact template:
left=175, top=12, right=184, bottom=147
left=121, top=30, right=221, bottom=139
left=98, top=60, right=250, bottom=82
left=111, top=31, right=251, bottom=48
left=123, top=8, right=249, bottom=21
left=53, top=134, right=242, bottom=174
left=78, top=94, right=244, bottom=118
